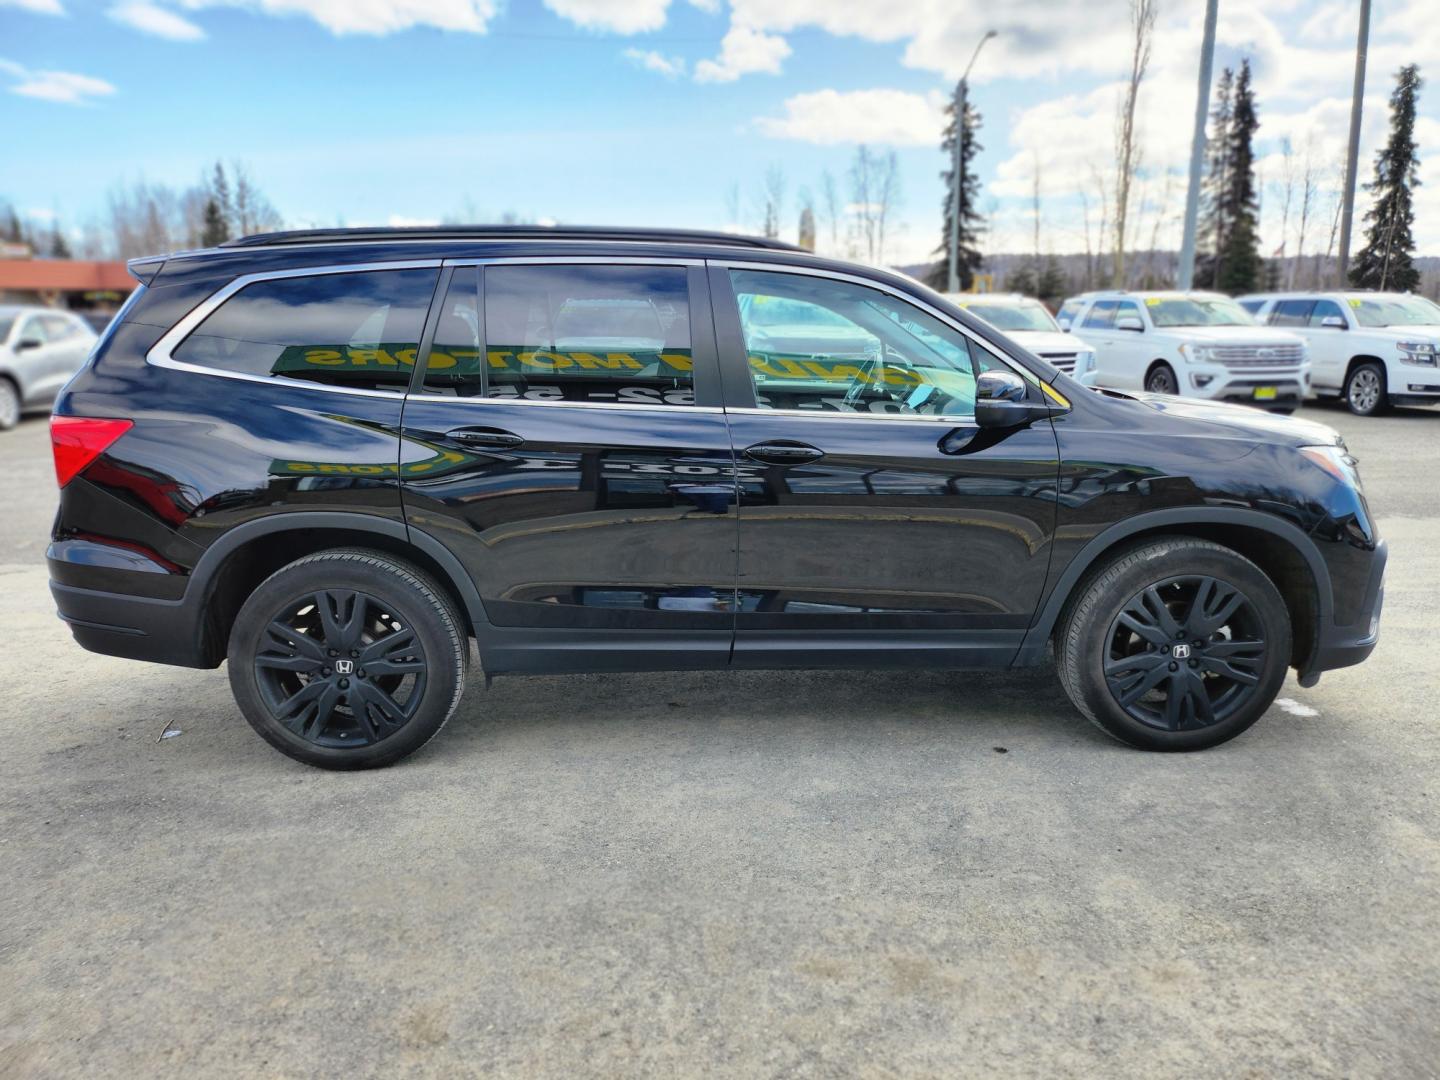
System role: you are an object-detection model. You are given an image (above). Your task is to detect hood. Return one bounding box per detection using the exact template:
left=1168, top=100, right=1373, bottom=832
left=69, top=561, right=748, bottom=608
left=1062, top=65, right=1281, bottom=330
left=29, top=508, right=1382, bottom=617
left=1100, top=389, right=1344, bottom=448
left=1007, top=329, right=1091, bottom=355
left=1164, top=325, right=1305, bottom=346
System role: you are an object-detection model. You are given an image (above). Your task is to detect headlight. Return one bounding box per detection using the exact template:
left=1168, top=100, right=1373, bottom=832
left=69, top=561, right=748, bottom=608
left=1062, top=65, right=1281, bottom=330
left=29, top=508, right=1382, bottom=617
left=1177, top=343, right=1215, bottom=364
left=1397, top=341, right=1438, bottom=366
left=1300, top=444, right=1362, bottom=490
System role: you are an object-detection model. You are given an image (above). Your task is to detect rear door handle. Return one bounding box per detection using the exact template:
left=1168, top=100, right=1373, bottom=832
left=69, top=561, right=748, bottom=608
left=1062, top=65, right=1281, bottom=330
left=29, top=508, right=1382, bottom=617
left=743, top=441, right=824, bottom=466
left=444, top=427, right=525, bottom=449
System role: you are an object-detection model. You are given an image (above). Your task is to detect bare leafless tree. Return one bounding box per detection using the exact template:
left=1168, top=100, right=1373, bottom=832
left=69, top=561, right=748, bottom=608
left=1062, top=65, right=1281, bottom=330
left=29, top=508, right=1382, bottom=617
left=1112, top=0, right=1158, bottom=287
left=230, top=161, right=282, bottom=237
left=849, top=145, right=900, bottom=265
left=820, top=170, right=841, bottom=252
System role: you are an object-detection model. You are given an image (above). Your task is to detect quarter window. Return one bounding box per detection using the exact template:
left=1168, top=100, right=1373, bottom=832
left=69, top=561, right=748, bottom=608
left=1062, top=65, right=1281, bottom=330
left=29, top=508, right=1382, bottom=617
left=171, top=267, right=439, bottom=391
left=475, top=264, right=694, bottom=406
left=729, top=269, right=1006, bottom=417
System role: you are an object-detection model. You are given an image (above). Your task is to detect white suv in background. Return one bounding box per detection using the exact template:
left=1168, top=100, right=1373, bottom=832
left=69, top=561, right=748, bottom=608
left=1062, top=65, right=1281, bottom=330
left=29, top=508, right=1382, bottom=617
left=1238, top=291, right=1440, bottom=416
left=946, top=293, right=1098, bottom=385
left=1056, top=290, right=1310, bottom=413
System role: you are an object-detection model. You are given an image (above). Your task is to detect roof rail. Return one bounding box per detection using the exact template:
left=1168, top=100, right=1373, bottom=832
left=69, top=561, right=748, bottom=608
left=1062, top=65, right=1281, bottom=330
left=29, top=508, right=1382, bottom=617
left=221, top=224, right=805, bottom=252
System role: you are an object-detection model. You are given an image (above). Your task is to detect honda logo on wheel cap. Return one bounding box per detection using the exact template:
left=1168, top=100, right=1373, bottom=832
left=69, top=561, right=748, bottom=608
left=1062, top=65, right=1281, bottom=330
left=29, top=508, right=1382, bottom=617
left=334, top=659, right=354, bottom=674
left=1171, top=644, right=1191, bottom=660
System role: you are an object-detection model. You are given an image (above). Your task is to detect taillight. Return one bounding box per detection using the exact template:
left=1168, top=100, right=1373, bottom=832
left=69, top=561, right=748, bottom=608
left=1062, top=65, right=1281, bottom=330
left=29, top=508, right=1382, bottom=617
left=51, top=416, right=133, bottom=488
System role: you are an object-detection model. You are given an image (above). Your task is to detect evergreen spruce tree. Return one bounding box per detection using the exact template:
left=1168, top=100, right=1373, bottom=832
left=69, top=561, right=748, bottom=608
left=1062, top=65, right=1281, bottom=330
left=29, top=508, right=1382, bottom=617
left=48, top=222, right=71, bottom=259
left=1037, top=256, right=1067, bottom=303
left=1005, top=260, right=1038, bottom=297
left=1194, top=67, right=1234, bottom=290
left=926, top=97, right=984, bottom=291
left=1350, top=65, right=1423, bottom=292
left=200, top=197, right=229, bottom=247
left=1217, top=60, right=1262, bottom=294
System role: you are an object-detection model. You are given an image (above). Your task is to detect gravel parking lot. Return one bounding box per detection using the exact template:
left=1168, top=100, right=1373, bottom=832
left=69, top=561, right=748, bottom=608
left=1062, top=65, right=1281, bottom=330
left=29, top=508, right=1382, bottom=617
left=2, top=404, right=1437, bottom=1078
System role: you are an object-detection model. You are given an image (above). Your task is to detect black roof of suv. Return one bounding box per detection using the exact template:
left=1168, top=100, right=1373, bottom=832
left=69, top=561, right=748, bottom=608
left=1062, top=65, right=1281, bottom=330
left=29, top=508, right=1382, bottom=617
left=48, top=225, right=1386, bottom=768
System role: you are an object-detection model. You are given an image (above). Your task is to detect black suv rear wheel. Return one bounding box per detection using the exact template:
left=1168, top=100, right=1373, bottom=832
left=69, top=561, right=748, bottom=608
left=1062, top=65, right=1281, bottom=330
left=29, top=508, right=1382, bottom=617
left=1057, top=538, right=1290, bottom=750
left=227, top=549, right=467, bottom=769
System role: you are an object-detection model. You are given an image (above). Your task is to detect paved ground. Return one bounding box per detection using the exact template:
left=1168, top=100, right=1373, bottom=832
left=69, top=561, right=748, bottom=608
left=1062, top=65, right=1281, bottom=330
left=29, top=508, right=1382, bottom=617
left=1, top=405, right=1438, bottom=1078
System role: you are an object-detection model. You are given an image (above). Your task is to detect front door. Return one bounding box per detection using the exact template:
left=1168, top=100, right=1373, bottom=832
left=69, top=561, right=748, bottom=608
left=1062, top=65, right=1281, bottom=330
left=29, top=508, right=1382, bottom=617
left=709, top=265, right=1060, bottom=667
left=400, top=261, right=739, bottom=671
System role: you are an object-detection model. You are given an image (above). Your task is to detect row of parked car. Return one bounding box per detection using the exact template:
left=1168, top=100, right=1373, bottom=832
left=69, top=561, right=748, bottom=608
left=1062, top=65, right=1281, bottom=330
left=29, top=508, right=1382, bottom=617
left=947, top=289, right=1440, bottom=417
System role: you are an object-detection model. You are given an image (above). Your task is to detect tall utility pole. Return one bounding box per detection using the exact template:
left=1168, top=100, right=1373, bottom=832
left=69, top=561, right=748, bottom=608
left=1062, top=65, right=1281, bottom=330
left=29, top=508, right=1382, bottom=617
left=1337, top=0, right=1371, bottom=283
left=1177, top=0, right=1219, bottom=291
left=948, top=29, right=996, bottom=294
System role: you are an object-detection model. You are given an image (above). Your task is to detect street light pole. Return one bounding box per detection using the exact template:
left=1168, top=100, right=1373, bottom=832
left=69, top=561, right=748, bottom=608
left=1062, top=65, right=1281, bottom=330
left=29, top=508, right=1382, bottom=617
left=1337, top=0, right=1371, bottom=284
left=1176, top=0, right=1219, bottom=291
left=948, top=30, right=996, bottom=294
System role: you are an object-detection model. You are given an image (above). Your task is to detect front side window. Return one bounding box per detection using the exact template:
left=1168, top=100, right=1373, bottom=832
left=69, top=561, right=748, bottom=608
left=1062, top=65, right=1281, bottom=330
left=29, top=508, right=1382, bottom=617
left=1308, top=300, right=1346, bottom=327
left=1270, top=299, right=1315, bottom=326
left=171, top=267, right=439, bottom=391
left=477, top=265, right=694, bottom=406
left=730, top=269, right=1006, bottom=417
left=1056, top=300, right=1084, bottom=327
left=1114, top=301, right=1144, bottom=327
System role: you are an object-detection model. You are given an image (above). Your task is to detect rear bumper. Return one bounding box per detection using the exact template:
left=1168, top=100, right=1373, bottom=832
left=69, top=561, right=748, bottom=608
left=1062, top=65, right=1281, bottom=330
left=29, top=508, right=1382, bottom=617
left=1303, top=538, right=1386, bottom=679
left=49, top=579, right=213, bottom=668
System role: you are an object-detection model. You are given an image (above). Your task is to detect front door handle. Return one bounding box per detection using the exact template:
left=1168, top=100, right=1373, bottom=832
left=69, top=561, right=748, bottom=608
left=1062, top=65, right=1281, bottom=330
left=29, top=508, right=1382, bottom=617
left=444, top=427, right=525, bottom=449
left=744, top=441, right=824, bottom=466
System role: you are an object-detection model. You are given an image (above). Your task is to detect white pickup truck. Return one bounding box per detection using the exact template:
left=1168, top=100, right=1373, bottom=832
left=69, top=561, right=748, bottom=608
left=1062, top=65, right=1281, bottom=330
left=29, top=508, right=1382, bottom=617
left=1237, top=291, right=1440, bottom=415
left=1056, top=290, right=1311, bottom=413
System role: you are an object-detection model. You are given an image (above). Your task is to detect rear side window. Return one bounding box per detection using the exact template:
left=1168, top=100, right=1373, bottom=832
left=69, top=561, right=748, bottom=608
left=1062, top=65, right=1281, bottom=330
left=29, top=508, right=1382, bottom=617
left=172, top=267, right=439, bottom=392
left=1082, top=300, right=1117, bottom=329
left=474, top=264, right=694, bottom=406
left=1270, top=299, right=1315, bottom=326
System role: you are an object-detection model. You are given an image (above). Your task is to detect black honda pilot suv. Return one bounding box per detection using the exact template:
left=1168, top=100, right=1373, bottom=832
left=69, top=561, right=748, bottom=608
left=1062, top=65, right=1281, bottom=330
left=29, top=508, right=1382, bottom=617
left=48, top=226, right=1386, bottom=768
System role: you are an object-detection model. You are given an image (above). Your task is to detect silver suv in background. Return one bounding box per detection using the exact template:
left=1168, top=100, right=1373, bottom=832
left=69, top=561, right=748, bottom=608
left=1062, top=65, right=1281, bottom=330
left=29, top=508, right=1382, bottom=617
left=946, top=293, right=1098, bottom=385
left=0, top=306, right=97, bottom=430
left=1057, top=290, right=1310, bottom=413
left=1238, top=291, right=1440, bottom=416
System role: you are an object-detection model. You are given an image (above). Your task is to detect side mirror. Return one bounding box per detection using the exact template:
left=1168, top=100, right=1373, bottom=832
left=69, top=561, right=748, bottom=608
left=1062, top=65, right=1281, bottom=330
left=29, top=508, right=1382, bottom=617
left=1320, top=315, right=1347, bottom=329
left=15, top=338, right=43, bottom=352
left=1115, top=316, right=1144, bottom=332
left=975, top=370, right=1053, bottom=428
left=1058, top=317, right=1072, bottom=331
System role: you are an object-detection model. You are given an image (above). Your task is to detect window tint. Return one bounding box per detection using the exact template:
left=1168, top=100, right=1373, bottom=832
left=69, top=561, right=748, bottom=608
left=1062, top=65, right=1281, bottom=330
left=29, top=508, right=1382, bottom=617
left=419, top=267, right=482, bottom=396
left=730, top=269, right=1007, bottom=417
left=1309, top=300, right=1346, bottom=326
left=1114, top=301, right=1143, bottom=326
left=1270, top=299, right=1315, bottom=326
left=479, top=264, right=693, bottom=406
left=17, top=317, right=48, bottom=344
left=39, top=314, right=80, bottom=340
left=1238, top=299, right=1265, bottom=315
left=172, top=267, right=439, bottom=391
left=1056, top=300, right=1084, bottom=327
left=1082, top=300, right=1117, bottom=329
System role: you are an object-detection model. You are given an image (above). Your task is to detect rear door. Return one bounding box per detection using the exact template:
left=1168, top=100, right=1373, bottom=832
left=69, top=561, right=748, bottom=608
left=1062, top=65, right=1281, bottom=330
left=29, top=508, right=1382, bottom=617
left=399, top=259, right=738, bottom=670
left=709, top=263, right=1060, bottom=667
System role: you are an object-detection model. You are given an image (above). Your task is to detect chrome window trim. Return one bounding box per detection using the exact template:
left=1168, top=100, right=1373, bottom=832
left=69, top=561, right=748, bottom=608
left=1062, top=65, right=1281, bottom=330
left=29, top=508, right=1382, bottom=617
left=410, top=395, right=724, bottom=414
left=145, top=260, right=444, bottom=399
left=442, top=255, right=703, bottom=267
left=709, top=258, right=1041, bottom=423
left=724, top=405, right=976, bottom=424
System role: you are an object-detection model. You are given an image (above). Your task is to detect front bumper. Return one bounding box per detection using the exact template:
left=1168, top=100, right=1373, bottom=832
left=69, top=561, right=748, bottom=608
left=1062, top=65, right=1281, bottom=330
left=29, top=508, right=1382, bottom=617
left=1302, top=538, right=1387, bottom=681
left=1187, top=365, right=1309, bottom=410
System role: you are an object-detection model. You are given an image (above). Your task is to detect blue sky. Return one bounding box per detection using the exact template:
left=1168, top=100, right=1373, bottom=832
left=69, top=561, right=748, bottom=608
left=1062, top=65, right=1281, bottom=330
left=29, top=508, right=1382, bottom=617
left=2, top=0, right=1437, bottom=264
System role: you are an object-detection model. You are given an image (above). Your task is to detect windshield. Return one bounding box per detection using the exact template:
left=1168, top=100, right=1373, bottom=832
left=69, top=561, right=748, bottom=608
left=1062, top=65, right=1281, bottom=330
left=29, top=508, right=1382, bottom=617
left=1348, top=296, right=1440, bottom=327
left=1146, top=297, right=1256, bottom=328
left=962, top=301, right=1056, bottom=333
left=0, top=317, right=12, bottom=343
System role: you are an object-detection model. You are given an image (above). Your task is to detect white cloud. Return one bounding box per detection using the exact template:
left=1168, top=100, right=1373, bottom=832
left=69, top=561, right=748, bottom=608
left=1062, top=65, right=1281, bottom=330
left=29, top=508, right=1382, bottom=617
left=0, top=0, right=65, bottom=14
left=756, top=88, right=946, bottom=146
left=168, top=0, right=498, bottom=36
left=0, top=59, right=116, bottom=104
left=623, top=48, right=685, bottom=78
left=108, top=1, right=205, bottom=39
left=694, top=21, right=789, bottom=83
left=543, top=0, right=670, bottom=34
left=387, top=214, right=440, bottom=227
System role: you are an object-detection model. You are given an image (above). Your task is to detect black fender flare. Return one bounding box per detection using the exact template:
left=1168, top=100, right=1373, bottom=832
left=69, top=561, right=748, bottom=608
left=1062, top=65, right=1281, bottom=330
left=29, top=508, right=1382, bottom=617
left=1013, top=506, right=1332, bottom=665
left=186, top=510, right=494, bottom=642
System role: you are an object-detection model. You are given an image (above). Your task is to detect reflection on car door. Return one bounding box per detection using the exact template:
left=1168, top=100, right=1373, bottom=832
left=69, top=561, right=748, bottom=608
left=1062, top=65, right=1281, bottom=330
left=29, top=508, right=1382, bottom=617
left=399, top=262, right=740, bottom=669
left=710, top=265, right=1059, bottom=668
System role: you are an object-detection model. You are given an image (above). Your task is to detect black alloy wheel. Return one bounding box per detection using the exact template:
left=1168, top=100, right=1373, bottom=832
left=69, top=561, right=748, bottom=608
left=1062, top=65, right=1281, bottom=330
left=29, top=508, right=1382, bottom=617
left=1104, top=576, right=1267, bottom=732
left=1145, top=363, right=1179, bottom=395
left=229, top=550, right=466, bottom=769
left=254, top=589, right=427, bottom=748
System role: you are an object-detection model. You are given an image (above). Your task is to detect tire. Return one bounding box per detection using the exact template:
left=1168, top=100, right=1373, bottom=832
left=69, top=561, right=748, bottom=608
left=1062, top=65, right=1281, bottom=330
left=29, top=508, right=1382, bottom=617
left=227, top=549, right=467, bottom=769
left=0, top=378, right=19, bottom=431
left=1056, top=538, right=1291, bottom=751
left=1145, top=362, right=1179, bottom=396
left=1343, top=361, right=1388, bottom=416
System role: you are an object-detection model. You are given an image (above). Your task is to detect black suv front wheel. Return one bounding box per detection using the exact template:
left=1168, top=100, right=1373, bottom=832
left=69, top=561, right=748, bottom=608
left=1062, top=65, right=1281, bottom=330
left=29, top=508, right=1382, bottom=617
left=1057, top=538, right=1291, bottom=750
left=228, top=549, right=467, bottom=769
